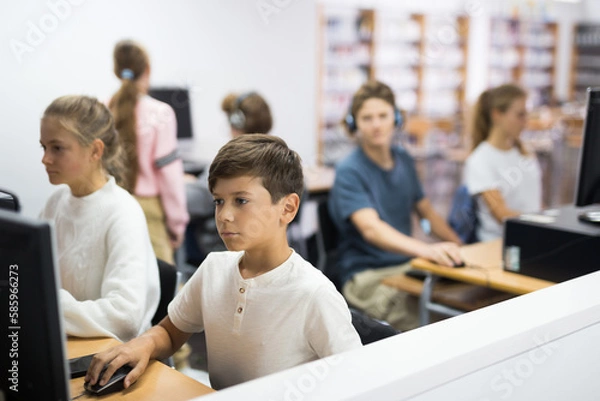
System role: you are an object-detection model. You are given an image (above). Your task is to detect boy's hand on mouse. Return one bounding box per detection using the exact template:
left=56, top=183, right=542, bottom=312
left=421, top=242, right=462, bottom=267
left=85, top=336, right=153, bottom=389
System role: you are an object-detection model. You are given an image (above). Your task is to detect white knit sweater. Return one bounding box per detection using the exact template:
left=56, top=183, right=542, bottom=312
left=40, top=177, right=160, bottom=342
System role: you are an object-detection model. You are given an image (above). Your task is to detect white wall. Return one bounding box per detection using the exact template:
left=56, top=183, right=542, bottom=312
left=0, top=0, right=317, bottom=217
left=582, top=0, right=600, bottom=21
left=2, top=0, right=600, bottom=217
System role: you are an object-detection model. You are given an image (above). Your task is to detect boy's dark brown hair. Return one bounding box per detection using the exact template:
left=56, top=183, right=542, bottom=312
left=208, top=134, right=304, bottom=203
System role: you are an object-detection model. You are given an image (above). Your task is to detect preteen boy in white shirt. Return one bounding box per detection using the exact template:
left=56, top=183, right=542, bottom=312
left=86, top=134, right=362, bottom=390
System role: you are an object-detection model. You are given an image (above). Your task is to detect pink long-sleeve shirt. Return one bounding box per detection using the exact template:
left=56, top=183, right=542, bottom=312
left=132, top=95, right=189, bottom=237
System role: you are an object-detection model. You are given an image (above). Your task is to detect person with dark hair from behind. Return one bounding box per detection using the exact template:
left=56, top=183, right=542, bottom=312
left=39, top=95, right=160, bottom=342
left=328, top=80, right=463, bottom=332
left=109, top=39, right=189, bottom=264
left=463, top=83, right=542, bottom=241
left=86, top=134, right=361, bottom=390
left=221, top=91, right=273, bottom=137
left=184, top=91, right=273, bottom=265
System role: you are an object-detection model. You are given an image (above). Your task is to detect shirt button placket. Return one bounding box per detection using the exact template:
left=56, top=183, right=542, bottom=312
left=233, top=283, right=249, bottom=334
left=237, top=285, right=247, bottom=315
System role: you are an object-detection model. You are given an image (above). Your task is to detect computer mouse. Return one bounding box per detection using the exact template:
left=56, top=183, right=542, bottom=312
left=84, top=365, right=132, bottom=396
left=453, top=261, right=466, bottom=268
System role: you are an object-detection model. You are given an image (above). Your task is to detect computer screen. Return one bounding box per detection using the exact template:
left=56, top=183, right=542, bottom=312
left=148, top=87, right=194, bottom=139
left=0, top=210, right=69, bottom=401
left=575, top=87, right=600, bottom=207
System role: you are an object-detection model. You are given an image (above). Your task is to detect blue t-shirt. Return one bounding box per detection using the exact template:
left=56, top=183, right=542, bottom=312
left=328, top=146, right=424, bottom=285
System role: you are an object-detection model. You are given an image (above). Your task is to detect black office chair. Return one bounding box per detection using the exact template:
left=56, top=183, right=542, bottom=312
left=315, top=199, right=400, bottom=343
left=153, top=258, right=179, bottom=326
left=315, top=199, right=342, bottom=289
left=350, top=308, right=399, bottom=345
left=154, top=259, right=183, bottom=368
left=0, top=188, right=21, bottom=212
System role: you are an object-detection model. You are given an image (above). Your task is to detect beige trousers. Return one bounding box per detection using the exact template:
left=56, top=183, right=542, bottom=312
left=342, top=262, right=420, bottom=332
left=135, top=196, right=174, bottom=265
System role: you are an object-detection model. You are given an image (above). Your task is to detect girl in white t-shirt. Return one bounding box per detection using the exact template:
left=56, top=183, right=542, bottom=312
left=464, top=84, right=543, bottom=241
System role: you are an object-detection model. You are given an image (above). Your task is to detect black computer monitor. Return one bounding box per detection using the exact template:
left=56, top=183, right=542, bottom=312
left=0, top=210, right=69, bottom=401
left=148, top=87, right=194, bottom=139
left=574, top=88, right=600, bottom=224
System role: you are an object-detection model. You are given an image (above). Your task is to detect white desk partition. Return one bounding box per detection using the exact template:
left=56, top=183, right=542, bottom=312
left=196, top=269, right=600, bottom=400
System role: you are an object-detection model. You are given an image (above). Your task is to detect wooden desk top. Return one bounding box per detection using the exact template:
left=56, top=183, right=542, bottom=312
left=409, top=239, right=554, bottom=295
left=67, top=337, right=214, bottom=401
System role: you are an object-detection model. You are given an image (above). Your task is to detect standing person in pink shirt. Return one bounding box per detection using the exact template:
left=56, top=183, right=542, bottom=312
left=109, top=39, right=189, bottom=264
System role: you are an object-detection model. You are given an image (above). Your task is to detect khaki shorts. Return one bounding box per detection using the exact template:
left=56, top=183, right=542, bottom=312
left=342, top=262, right=419, bottom=332
left=135, top=196, right=174, bottom=264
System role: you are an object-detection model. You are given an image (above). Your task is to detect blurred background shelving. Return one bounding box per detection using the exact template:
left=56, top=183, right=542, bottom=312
left=316, top=6, right=470, bottom=165
left=314, top=4, right=587, bottom=216
left=488, top=17, right=558, bottom=108
left=317, top=7, right=375, bottom=165
left=571, top=23, right=600, bottom=102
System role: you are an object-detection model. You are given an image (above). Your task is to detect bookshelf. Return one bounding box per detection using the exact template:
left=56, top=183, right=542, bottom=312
left=317, top=7, right=374, bottom=165
left=489, top=18, right=557, bottom=108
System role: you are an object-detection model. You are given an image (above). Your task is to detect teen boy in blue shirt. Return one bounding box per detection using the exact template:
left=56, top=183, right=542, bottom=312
left=329, top=81, right=463, bottom=331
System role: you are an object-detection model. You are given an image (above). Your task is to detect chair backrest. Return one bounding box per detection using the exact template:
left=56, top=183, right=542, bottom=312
left=316, top=202, right=399, bottom=341
left=315, top=199, right=342, bottom=288
left=0, top=188, right=21, bottom=212
left=153, top=258, right=179, bottom=326
left=316, top=200, right=339, bottom=255
left=447, top=185, right=478, bottom=244
left=350, top=308, right=399, bottom=345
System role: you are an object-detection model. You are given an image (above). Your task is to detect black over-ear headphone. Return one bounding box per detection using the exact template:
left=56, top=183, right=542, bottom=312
left=229, top=92, right=257, bottom=131
left=344, top=106, right=403, bottom=133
